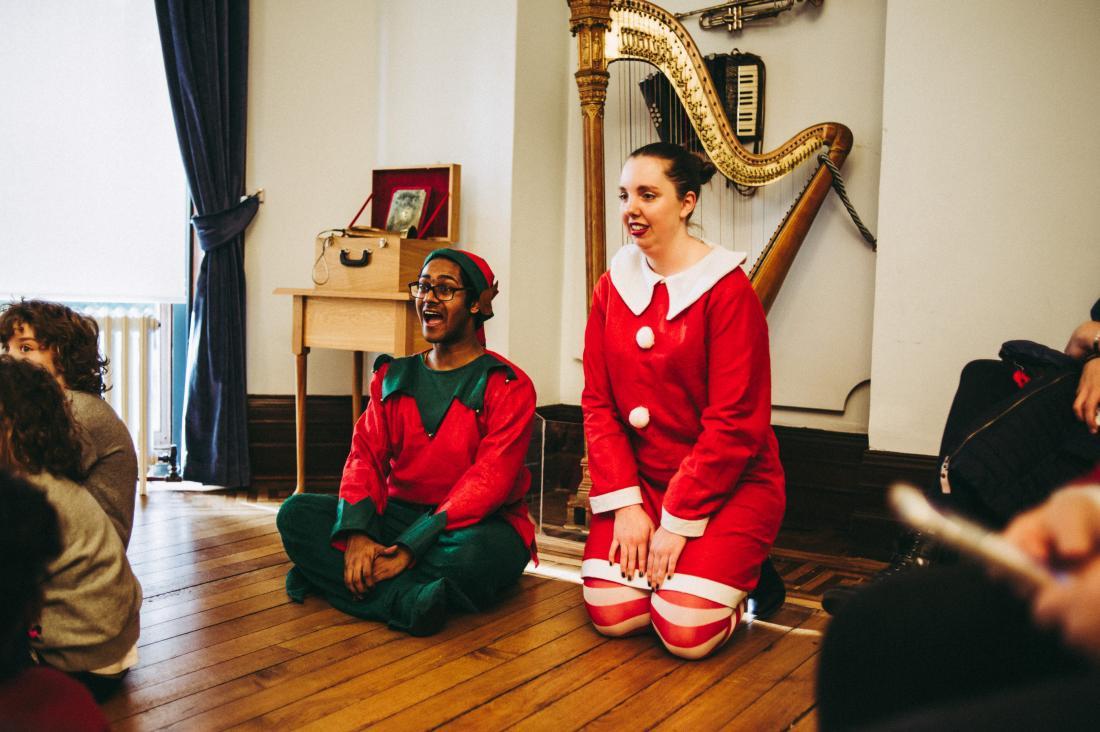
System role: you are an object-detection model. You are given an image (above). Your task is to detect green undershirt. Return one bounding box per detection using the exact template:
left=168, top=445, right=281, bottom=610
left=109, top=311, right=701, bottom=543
left=379, top=352, right=515, bottom=436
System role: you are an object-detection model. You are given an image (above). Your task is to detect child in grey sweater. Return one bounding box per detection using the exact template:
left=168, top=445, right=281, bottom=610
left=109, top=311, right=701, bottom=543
left=0, top=300, right=137, bottom=546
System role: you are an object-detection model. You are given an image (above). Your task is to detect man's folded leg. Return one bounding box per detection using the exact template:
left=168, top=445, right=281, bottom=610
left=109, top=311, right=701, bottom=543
left=277, top=494, right=528, bottom=635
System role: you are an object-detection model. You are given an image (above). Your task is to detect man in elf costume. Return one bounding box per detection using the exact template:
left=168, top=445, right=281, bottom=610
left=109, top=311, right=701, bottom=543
left=277, top=249, right=536, bottom=636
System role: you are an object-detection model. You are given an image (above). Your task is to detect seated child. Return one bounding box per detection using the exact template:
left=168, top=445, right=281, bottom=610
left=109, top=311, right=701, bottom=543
left=0, top=468, right=109, bottom=729
left=0, top=356, right=143, bottom=700
left=0, top=300, right=138, bottom=546
left=278, top=249, right=537, bottom=636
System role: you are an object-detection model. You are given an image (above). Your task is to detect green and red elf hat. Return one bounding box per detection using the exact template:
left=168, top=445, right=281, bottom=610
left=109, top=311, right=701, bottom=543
left=422, top=248, right=499, bottom=344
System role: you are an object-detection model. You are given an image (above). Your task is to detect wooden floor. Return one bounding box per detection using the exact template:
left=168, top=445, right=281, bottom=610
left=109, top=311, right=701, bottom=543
left=103, top=490, right=828, bottom=731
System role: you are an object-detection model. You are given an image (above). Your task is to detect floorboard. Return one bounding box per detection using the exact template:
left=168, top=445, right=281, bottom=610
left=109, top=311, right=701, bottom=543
left=99, top=491, right=833, bottom=730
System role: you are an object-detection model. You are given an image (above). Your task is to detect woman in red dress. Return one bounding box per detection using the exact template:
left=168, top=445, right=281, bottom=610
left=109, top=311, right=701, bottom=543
left=581, top=143, right=785, bottom=659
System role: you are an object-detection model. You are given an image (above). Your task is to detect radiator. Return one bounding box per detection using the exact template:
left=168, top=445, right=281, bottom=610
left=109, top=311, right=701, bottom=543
left=85, top=306, right=164, bottom=496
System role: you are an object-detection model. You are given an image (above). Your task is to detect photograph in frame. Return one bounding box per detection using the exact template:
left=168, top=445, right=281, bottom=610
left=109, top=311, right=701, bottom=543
left=385, top=187, right=430, bottom=236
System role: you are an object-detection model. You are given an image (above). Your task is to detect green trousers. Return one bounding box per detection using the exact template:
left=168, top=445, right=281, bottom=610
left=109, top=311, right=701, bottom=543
left=276, top=493, right=529, bottom=636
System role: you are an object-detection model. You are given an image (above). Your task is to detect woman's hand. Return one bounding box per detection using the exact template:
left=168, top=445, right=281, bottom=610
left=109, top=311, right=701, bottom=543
left=371, top=544, right=414, bottom=584
left=344, top=532, right=386, bottom=599
left=610, top=504, right=654, bottom=580
left=1032, top=557, right=1100, bottom=662
left=1003, top=486, right=1100, bottom=566
left=1065, top=320, right=1100, bottom=360
left=647, top=527, right=687, bottom=589
left=1074, top=358, right=1100, bottom=434
left=1004, top=486, right=1100, bottom=662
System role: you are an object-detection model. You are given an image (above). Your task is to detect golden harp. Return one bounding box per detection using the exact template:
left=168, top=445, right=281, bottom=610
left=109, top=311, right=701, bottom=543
left=569, top=0, right=854, bottom=313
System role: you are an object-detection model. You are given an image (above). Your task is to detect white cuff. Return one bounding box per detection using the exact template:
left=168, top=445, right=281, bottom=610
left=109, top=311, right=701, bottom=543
left=589, top=486, right=643, bottom=514
left=581, top=560, right=747, bottom=608
left=660, top=508, right=708, bottom=537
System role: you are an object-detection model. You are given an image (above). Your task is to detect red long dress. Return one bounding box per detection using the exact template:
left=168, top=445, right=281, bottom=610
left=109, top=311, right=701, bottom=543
left=581, top=244, right=785, bottom=606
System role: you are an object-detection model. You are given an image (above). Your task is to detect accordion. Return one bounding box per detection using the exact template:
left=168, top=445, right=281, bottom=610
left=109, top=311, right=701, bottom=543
left=639, top=51, right=766, bottom=157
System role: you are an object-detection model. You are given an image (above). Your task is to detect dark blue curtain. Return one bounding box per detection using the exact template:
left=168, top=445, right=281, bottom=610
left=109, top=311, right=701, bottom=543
left=156, top=0, right=258, bottom=487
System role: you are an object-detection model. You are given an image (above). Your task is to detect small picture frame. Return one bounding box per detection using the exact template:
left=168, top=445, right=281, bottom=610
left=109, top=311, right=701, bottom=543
left=384, top=187, right=430, bottom=236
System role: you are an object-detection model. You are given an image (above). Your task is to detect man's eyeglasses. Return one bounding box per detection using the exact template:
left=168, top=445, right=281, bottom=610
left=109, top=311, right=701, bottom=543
left=408, top=281, right=471, bottom=301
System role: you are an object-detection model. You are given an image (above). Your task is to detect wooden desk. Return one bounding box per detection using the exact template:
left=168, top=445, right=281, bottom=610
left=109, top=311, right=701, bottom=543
left=274, top=288, right=428, bottom=492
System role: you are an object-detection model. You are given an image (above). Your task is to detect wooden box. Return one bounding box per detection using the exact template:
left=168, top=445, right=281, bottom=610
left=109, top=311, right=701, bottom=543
left=313, top=164, right=461, bottom=294
left=314, top=231, right=440, bottom=293
left=357, top=164, right=460, bottom=243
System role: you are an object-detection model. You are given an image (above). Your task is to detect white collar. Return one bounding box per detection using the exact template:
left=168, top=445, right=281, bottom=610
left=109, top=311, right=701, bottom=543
left=609, top=242, right=747, bottom=319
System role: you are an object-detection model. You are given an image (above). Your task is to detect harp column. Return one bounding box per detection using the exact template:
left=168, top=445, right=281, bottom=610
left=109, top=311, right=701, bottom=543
left=568, top=0, right=615, bottom=533
left=569, top=0, right=612, bottom=309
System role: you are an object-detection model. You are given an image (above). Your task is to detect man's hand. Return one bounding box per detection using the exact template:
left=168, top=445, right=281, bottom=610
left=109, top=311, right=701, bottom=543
left=1073, top=358, right=1100, bottom=434
left=371, top=544, right=414, bottom=584
left=344, top=532, right=386, bottom=599
left=610, top=504, right=654, bottom=580
left=646, top=527, right=687, bottom=589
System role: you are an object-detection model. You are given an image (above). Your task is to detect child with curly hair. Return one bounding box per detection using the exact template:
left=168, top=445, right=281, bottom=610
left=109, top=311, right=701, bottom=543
left=0, top=300, right=138, bottom=546
left=0, top=356, right=142, bottom=701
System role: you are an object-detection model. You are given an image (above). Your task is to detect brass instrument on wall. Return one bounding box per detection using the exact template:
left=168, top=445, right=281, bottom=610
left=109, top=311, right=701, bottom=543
left=568, top=0, right=852, bottom=314
left=675, top=0, right=824, bottom=34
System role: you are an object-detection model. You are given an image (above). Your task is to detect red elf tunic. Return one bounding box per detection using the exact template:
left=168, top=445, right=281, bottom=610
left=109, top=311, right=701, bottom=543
left=581, top=243, right=785, bottom=607
left=333, top=351, right=538, bottom=560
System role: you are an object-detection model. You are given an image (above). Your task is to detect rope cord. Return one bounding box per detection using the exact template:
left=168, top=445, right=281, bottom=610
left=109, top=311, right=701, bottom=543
left=817, top=153, right=877, bottom=251
left=312, top=229, right=345, bottom=285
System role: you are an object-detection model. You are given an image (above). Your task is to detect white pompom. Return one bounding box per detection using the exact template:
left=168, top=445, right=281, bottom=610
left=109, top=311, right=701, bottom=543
left=628, top=406, right=650, bottom=429
left=635, top=326, right=655, bottom=349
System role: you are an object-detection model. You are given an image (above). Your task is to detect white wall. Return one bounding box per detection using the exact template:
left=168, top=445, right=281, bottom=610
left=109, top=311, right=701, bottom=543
left=246, top=0, right=381, bottom=396
left=507, top=0, right=572, bottom=405
left=0, top=1, right=187, bottom=303
left=869, top=0, right=1100, bottom=455
left=375, top=0, right=520, bottom=357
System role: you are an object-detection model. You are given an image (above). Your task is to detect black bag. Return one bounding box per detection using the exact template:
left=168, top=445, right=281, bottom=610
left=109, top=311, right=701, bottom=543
left=940, top=342, right=1100, bottom=524
left=998, top=339, right=1076, bottom=375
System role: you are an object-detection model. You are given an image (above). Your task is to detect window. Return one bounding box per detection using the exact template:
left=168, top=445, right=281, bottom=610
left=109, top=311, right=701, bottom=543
left=0, top=1, right=188, bottom=303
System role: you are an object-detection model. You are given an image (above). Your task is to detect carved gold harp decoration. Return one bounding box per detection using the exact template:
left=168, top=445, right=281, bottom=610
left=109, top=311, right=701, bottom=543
left=569, top=0, right=853, bottom=314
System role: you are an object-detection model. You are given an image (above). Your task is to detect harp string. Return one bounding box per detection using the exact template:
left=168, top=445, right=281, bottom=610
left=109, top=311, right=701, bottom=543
left=605, top=56, right=824, bottom=272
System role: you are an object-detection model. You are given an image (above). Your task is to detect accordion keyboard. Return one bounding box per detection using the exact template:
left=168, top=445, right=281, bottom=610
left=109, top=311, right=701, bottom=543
left=736, top=64, right=759, bottom=138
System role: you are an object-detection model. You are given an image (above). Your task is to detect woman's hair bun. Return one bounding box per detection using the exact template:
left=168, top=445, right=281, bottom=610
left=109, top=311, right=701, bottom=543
left=695, top=155, right=718, bottom=187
